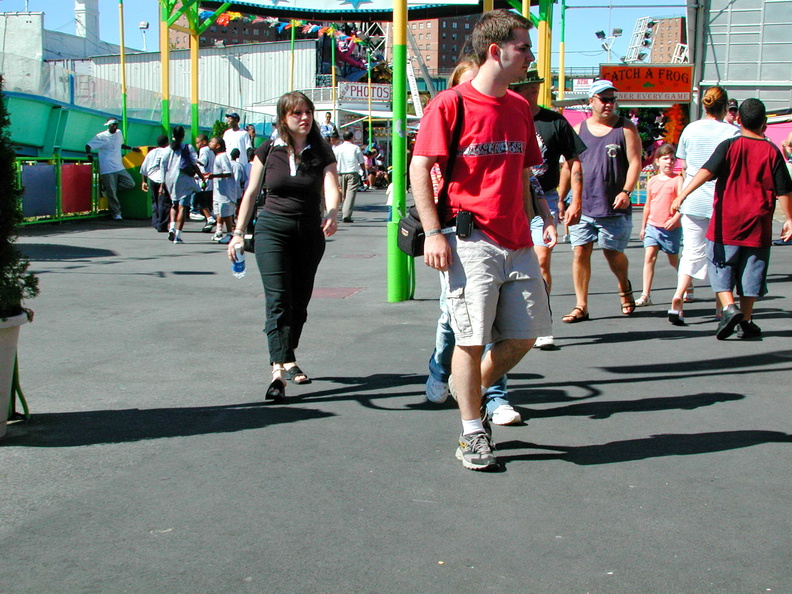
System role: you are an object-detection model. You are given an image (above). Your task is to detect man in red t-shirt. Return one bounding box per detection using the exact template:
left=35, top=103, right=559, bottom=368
left=410, top=9, right=553, bottom=471
left=672, top=98, right=792, bottom=340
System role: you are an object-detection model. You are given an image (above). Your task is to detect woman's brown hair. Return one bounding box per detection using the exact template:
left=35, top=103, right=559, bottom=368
left=701, top=86, right=729, bottom=118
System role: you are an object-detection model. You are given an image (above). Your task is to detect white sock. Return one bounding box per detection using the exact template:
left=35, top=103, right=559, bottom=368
left=174, top=229, right=181, bottom=238
left=462, top=418, right=485, bottom=435
left=169, top=223, right=175, bottom=231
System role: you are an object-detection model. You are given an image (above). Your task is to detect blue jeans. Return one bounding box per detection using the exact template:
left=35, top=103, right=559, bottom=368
left=428, top=276, right=509, bottom=416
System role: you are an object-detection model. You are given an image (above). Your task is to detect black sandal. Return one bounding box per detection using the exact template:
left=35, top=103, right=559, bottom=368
left=266, top=378, right=286, bottom=402
left=620, top=281, right=636, bottom=316
left=284, top=365, right=311, bottom=385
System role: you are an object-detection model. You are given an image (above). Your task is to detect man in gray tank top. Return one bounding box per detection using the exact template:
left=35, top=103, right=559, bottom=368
left=562, top=80, right=643, bottom=323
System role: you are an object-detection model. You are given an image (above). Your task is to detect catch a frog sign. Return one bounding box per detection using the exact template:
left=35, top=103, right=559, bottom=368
left=600, top=65, right=694, bottom=104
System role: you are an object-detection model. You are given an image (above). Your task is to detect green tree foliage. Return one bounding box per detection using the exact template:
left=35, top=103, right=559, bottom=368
left=0, top=77, right=39, bottom=318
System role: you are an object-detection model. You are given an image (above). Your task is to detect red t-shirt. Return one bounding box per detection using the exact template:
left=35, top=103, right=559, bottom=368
left=703, top=136, right=792, bottom=248
left=412, top=81, right=542, bottom=250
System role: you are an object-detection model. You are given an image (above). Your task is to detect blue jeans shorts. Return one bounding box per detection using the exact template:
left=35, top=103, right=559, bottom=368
left=644, top=224, right=682, bottom=255
left=530, top=190, right=559, bottom=247
left=570, top=214, right=632, bottom=252
left=707, top=241, right=769, bottom=298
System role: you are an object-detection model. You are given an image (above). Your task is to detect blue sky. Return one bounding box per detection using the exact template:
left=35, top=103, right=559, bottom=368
left=3, top=0, right=686, bottom=69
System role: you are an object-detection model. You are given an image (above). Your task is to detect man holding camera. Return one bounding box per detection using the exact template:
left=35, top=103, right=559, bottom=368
left=410, top=10, right=553, bottom=471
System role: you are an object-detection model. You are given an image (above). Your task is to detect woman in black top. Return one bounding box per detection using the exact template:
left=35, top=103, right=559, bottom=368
left=228, top=92, right=340, bottom=400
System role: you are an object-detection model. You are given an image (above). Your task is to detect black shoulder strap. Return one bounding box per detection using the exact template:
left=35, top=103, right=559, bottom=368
left=436, top=89, right=465, bottom=213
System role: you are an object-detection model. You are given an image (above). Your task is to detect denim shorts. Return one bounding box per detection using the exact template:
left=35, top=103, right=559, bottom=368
left=443, top=230, right=552, bottom=346
left=530, top=190, right=559, bottom=247
left=706, top=241, right=770, bottom=298
left=643, top=224, right=682, bottom=254
left=570, top=214, right=632, bottom=251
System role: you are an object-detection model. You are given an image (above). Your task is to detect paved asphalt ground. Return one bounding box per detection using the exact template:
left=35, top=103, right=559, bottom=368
left=2, top=188, right=791, bottom=592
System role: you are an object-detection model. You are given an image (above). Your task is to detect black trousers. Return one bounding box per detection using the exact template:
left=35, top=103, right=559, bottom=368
left=149, top=181, right=171, bottom=231
left=254, top=211, right=326, bottom=365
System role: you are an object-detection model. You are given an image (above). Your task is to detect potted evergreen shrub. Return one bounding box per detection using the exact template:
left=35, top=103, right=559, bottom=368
left=0, top=76, right=39, bottom=437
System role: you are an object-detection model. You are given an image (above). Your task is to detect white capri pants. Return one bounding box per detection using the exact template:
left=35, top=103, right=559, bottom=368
left=677, top=213, right=710, bottom=280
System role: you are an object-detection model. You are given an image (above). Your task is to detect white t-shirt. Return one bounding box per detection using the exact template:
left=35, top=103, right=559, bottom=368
left=87, top=130, right=125, bottom=174
left=677, top=118, right=740, bottom=219
left=139, top=146, right=166, bottom=184
left=213, top=152, right=237, bottom=203
left=333, top=141, right=365, bottom=174
left=197, top=145, right=215, bottom=192
left=223, top=128, right=252, bottom=166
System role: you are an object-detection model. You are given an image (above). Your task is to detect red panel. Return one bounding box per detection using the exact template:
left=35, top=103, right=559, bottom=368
left=61, top=163, right=93, bottom=214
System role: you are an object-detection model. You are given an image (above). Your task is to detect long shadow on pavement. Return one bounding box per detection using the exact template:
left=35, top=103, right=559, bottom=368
left=3, top=403, right=333, bottom=447
left=497, top=430, right=792, bottom=466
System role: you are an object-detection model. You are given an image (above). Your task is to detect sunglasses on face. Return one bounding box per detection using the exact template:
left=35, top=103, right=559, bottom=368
left=595, top=95, right=618, bottom=104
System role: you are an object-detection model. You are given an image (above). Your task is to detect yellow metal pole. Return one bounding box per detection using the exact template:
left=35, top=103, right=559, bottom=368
left=483, top=0, right=494, bottom=11
left=160, top=2, right=170, bottom=134
left=190, top=28, right=199, bottom=142
left=118, top=0, right=128, bottom=138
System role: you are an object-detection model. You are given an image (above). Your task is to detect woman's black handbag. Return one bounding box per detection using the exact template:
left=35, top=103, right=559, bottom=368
left=397, top=89, right=465, bottom=257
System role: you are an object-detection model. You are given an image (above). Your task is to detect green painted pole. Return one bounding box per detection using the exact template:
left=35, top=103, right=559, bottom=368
left=387, top=0, right=411, bottom=302
left=290, top=21, right=296, bottom=91
left=367, top=46, right=373, bottom=148
left=160, top=0, right=170, bottom=134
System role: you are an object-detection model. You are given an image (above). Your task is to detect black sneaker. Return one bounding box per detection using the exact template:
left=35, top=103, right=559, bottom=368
left=716, top=304, right=744, bottom=340
left=737, top=320, right=762, bottom=339
left=455, top=431, right=498, bottom=471
left=167, top=229, right=175, bottom=242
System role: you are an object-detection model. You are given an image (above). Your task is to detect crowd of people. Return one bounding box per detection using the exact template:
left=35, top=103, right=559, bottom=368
left=85, top=9, right=792, bottom=472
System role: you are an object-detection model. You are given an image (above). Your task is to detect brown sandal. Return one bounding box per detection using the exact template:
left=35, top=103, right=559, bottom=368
left=562, top=306, right=589, bottom=323
left=620, top=281, right=636, bottom=315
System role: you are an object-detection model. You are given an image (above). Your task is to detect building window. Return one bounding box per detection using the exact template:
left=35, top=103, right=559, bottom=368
left=452, top=33, right=457, bottom=40
left=426, top=33, right=431, bottom=40
left=465, top=23, right=470, bottom=29
left=427, top=22, right=432, bottom=28
left=210, top=26, right=216, bottom=32
left=419, top=33, right=423, bottom=40
left=419, top=23, right=424, bottom=29
left=452, top=22, right=457, bottom=28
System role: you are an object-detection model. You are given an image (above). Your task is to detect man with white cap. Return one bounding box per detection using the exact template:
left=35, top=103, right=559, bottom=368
left=85, top=118, right=140, bottom=220
left=562, top=80, right=642, bottom=323
left=223, top=112, right=252, bottom=166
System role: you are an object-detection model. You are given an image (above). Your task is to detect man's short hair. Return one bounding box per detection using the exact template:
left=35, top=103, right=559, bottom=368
left=156, top=134, right=169, bottom=147
left=196, top=133, right=209, bottom=144
left=343, top=131, right=354, bottom=141
left=738, top=98, right=766, bottom=132
left=470, top=9, right=533, bottom=64
left=230, top=148, right=240, bottom=159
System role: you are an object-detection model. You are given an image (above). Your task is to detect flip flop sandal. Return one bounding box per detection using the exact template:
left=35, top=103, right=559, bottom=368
left=284, top=365, right=311, bottom=385
left=266, top=378, right=286, bottom=402
left=562, top=306, right=590, bottom=323
left=667, top=309, right=686, bottom=326
left=619, top=281, right=636, bottom=315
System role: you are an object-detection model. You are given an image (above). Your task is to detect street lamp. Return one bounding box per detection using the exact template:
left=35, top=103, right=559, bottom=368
left=139, top=21, right=149, bottom=52
left=595, top=27, right=622, bottom=63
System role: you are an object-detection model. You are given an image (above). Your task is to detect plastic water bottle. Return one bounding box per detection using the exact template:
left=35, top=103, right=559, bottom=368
left=232, top=243, right=246, bottom=278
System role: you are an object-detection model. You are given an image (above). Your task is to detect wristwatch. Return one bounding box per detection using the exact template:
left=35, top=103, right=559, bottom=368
left=621, top=189, right=632, bottom=199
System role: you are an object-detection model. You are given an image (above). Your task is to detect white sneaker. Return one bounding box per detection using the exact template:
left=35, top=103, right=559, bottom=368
left=173, top=236, right=184, bottom=244
left=491, top=404, right=521, bottom=426
left=207, top=216, right=217, bottom=225
left=189, top=213, right=205, bottom=221
left=534, top=335, right=555, bottom=350
left=635, top=294, right=653, bottom=307
left=212, top=232, right=224, bottom=242
left=112, top=213, right=123, bottom=220
left=425, top=376, right=449, bottom=403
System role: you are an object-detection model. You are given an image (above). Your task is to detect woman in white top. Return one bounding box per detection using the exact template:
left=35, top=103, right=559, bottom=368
left=666, top=86, right=739, bottom=325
